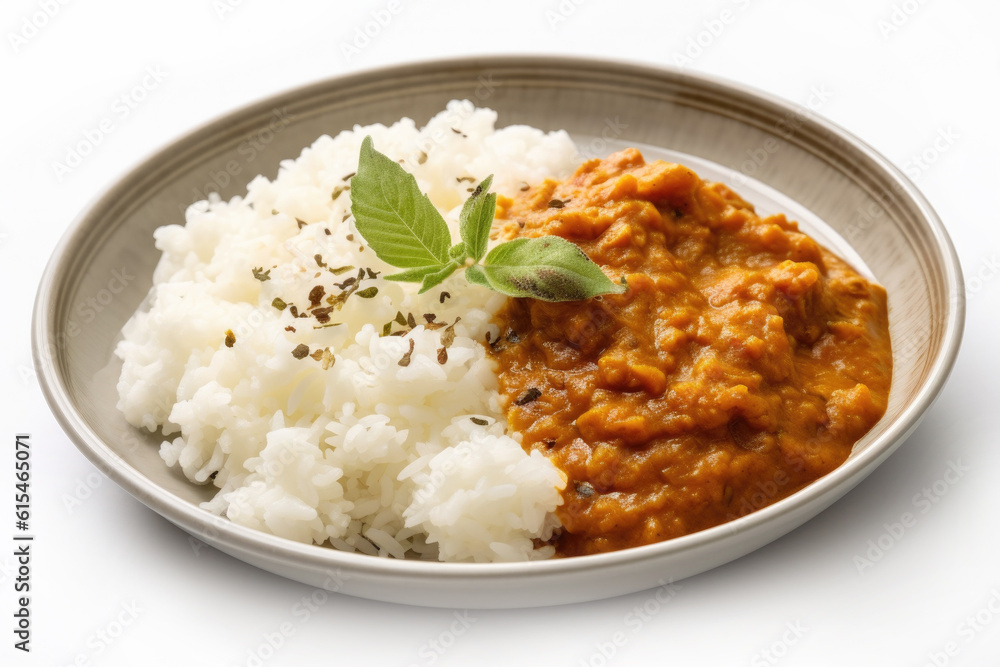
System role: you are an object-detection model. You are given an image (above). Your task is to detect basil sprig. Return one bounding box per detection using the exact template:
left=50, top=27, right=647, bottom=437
left=349, top=136, right=627, bottom=301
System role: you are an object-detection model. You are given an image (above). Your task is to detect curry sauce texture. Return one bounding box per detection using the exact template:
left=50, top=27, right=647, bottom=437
left=490, top=149, right=892, bottom=557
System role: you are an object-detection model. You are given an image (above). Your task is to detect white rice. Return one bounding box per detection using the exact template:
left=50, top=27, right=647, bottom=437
left=115, top=101, right=577, bottom=562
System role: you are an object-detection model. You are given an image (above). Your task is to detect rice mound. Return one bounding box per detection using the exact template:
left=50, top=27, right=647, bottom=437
left=115, top=101, right=577, bottom=562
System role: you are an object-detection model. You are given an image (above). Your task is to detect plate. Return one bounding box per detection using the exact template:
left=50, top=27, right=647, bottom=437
left=32, top=56, right=964, bottom=608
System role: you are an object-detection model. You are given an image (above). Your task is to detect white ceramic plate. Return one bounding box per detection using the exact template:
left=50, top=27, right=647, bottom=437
left=32, top=56, right=964, bottom=608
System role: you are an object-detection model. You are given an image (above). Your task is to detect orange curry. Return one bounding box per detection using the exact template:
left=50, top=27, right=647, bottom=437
left=490, top=149, right=892, bottom=557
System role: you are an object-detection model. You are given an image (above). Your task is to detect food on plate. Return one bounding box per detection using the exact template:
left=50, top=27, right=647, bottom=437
left=115, top=101, right=891, bottom=562
left=489, top=148, right=891, bottom=556
left=348, top=135, right=626, bottom=303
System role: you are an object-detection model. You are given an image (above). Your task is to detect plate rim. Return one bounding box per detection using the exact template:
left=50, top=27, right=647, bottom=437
left=31, top=54, right=965, bottom=604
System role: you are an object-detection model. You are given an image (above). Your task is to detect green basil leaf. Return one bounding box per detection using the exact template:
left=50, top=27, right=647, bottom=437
left=418, top=261, right=461, bottom=294
left=448, top=242, right=467, bottom=261
left=383, top=266, right=444, bottom=283
left=459, top=175, right=496, bottom=263
left=476, top=237, right=627, bottom=301
left=350, top=136, right=451, bottom=268
left=465, top=263, right=489, bottom=288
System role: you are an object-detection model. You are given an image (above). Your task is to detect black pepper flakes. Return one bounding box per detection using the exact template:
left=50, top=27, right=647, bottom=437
left=308, top=285, right=325, bottom=307
left=285, top=325, right=296, bottom=333
left=291, top=343, right=310, bottom=359
left=398, top=339, right=415, bottom=367
left=308, top=347, right=335, bottom=370
left=515, top=387, right=542, bottom=406
left=547, top=199, right=565, bottom=209
left=334, top=277, right=356, bottom=290
left=441, top=317, right=460, bottom=349
left=439, top=291, right=451, bottom=304
left=312, top=306, right=334, bottom=324
left=470, top=417, right=489, bottom=426
left=323, top=228, right=332, bottom=236
left=326, top=288, right=354, bottom=310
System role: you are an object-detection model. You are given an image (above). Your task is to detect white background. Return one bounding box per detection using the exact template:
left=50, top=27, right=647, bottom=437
left=2, top=0, right=998, bottom=665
